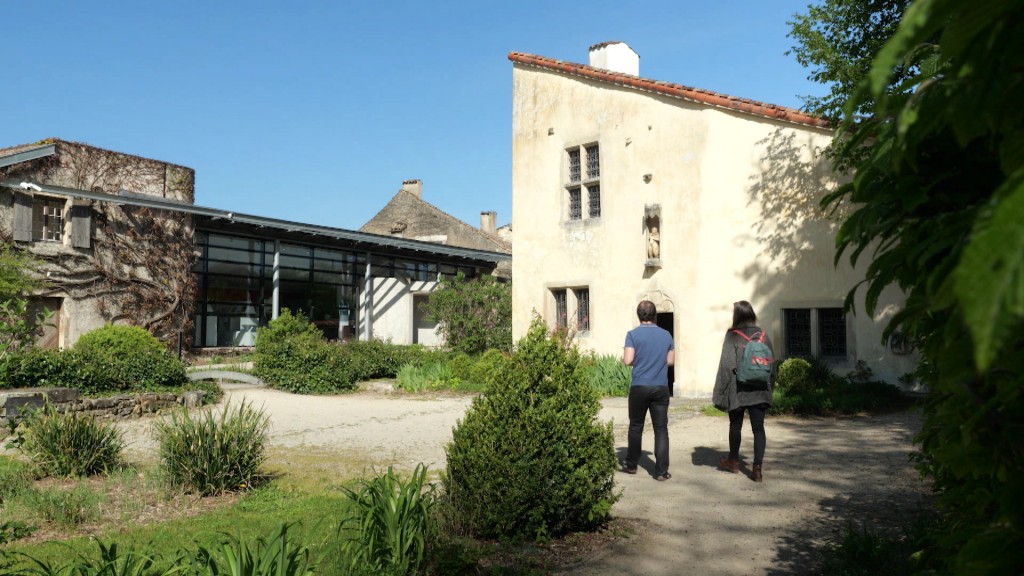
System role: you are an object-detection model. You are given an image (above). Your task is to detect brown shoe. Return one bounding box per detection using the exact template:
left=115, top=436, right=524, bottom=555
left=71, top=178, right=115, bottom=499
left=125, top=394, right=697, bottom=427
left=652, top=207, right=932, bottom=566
left=751, top=464, right=763, bottom=483
left=718, top=456, right=739, bottom=473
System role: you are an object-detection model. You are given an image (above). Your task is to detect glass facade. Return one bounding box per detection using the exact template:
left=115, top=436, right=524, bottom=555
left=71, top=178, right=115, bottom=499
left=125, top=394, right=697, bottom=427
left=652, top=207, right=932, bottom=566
left=193, top=231, right=481, bottom=348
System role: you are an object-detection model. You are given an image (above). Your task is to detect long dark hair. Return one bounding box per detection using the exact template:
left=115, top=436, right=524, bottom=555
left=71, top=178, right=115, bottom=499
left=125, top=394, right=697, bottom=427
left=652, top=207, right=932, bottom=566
left=731, top=300, right=757, bottom=329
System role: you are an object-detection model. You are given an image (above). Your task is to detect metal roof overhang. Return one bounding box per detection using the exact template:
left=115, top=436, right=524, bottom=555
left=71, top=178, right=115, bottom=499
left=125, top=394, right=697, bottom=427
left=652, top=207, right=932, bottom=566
left=1, top=179, right=511, bottom=265
left=0, top=144, right=57, bottom=169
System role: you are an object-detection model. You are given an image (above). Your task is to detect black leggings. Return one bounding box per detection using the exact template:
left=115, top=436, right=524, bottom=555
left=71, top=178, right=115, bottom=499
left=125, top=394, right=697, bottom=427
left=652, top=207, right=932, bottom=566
left=728, top=404, right=767, bottom=466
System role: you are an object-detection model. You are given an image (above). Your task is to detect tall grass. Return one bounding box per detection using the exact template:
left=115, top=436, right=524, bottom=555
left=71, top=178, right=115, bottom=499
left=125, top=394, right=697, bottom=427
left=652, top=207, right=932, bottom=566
left=154, top=401, right=270, bottom=495
left=192, top=522, right=315, bottom=576
left=585, top=354, right=631, bottom=397
left=338, top=464, right=436, bottom=576
left=14, top=404, right=125, bottom=477
left=24, top=482, right=104, bottom=529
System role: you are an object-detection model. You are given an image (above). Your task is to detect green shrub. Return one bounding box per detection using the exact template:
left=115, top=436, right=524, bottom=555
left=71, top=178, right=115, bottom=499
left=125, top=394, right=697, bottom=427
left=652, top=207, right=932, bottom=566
left=338, top=464, right=435, bottom=575
left=776, top=357, right=812, bottom=394
left=467, top=348, right=507, bottom=388
left=154, top=401, right=269, bottom=496
left=0, top=348, right=73, bottom=390
left=586, top=354, right=631, bottom=397
left=253, top=309, right=355, bottom=394
left=14, top=404, right=125, bottom=477
left=421, top=273, right=512, bottom=355
left=70, top=325, right=188, bottom=395
left=446, top=352, right=475, bottom=381
left=443, top=318, right=618, bottom=541
left=342, top=339, right=435, bottom=382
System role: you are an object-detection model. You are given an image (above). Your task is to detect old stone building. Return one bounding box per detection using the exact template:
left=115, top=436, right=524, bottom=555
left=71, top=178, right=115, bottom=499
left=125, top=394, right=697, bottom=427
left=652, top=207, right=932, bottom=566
left=361, top=179, right=512, bottom=279
left=509, top=43, right=915, bottom=395
left=0, top=139, right=195, bottom=348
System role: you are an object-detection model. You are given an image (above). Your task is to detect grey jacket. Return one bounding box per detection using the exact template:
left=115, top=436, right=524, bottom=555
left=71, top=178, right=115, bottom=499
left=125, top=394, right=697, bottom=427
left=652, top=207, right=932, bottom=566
left=711, top=323, right=775, bottom=412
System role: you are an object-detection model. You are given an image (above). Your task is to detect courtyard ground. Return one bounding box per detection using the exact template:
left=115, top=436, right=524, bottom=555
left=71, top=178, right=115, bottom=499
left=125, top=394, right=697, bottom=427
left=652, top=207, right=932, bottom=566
left=117, top=382, right=930, bottom=575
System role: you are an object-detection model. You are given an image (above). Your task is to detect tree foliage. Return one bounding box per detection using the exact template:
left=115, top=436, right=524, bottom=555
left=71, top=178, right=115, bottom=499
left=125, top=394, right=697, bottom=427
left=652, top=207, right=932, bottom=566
left=787, top=0, right=911, bottom=121
left=0, top=243, right=48, bottom=363
left=423, top=273, right=511, bottom=355
left=810, top=0, right=1024, bottom=571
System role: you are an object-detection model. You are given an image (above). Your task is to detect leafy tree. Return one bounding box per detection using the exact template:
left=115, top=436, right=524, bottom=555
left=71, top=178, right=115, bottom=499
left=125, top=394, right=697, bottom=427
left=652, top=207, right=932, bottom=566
left=423, top=273, right=511, bottom=355
left=787, top=0, right=911, bottom=122
left=0, top=243, right=48, bottom=362
left=813, top=0, right=1024, bottom=572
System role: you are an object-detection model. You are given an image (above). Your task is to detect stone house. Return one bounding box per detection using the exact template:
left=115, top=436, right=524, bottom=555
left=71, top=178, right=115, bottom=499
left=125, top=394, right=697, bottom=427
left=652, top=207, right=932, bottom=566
left=0, top=139, right=196, bottom=349
left=361, top=178, right=512, bottom=277
left=509, top=43, right=916, bottom=396
left=1, top=139, right=509, bottom=351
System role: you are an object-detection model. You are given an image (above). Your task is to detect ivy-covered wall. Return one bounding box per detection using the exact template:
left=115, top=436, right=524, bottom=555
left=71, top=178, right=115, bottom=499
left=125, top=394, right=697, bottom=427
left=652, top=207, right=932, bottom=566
left=0, top=139, right=196, bottom=349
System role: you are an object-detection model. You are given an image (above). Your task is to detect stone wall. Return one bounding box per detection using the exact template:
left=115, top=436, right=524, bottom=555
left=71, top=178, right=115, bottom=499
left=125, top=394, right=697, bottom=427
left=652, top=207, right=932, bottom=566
left=0, top=387, right=204, bottom=428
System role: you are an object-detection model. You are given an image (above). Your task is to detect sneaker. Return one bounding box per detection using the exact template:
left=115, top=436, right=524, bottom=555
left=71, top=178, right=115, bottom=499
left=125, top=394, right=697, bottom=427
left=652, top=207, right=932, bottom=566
left=619, top=462, right=637, bottom=474
left=654, top=472, right=672, bottom=481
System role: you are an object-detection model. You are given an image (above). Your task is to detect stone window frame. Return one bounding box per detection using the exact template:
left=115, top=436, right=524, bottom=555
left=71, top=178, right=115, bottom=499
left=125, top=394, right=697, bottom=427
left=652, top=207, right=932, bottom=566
left=781, top=305, right=850, bottom=361
left=564, top=141, right=601, bottom=222
left=549, top=285, right=591, bottom=334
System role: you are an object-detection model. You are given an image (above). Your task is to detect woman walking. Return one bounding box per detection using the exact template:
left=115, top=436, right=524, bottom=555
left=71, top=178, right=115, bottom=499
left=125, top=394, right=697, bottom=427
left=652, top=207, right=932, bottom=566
left=712, top=300, right=775, bottom=482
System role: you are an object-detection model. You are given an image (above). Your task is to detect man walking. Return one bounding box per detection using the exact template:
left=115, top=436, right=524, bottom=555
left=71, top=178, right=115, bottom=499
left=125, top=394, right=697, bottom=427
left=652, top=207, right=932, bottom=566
left=622, top=300, right=675, bottom=480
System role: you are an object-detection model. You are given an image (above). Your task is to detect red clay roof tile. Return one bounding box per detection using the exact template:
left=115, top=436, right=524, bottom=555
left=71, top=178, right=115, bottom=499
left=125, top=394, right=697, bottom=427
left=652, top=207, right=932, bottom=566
left=508, top=52, right=829, bottom=129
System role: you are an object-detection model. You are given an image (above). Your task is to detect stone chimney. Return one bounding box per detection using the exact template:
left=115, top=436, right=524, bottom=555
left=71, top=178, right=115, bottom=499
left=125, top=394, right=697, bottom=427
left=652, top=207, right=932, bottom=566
left=588, top=41, right=639, bottom=76
left=480, top=211, right=497, bottom=236
left=401, top=179, right=422, bottom=198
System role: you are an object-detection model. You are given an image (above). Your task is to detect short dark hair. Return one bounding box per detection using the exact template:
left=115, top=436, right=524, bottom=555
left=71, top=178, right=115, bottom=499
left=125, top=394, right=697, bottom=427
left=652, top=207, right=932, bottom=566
left=731, top=300, right=757, bottom=328
left=637, top=300, right=657, bottom=322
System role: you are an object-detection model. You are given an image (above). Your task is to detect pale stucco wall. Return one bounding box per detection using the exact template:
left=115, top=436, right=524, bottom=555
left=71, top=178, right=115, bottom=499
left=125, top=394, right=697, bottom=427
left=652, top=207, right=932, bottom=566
left=511, top=66, right=917, bottom=396
left=363, top=277, right=442, bottom=346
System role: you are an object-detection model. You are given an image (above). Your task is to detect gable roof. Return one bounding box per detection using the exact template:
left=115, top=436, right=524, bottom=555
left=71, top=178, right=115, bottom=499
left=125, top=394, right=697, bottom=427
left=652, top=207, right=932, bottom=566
left=361, top=190, right=511, bottom=254
left=508, top=52, right=829, bottom=130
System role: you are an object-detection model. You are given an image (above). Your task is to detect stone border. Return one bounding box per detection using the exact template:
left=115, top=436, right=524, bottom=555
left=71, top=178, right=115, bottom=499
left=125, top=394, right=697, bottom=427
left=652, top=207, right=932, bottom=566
left=0, top=387, right=205, bottom=428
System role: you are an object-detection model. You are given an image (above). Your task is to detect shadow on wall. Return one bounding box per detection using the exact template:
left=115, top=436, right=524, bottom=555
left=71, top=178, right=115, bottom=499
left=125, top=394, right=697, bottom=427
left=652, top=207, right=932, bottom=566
left=743, top=128, right=844, bottom=304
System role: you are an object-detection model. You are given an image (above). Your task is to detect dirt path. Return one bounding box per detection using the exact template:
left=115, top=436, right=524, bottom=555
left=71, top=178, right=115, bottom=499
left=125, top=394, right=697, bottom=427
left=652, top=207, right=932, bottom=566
left=118, top=384, right=930, bottom=575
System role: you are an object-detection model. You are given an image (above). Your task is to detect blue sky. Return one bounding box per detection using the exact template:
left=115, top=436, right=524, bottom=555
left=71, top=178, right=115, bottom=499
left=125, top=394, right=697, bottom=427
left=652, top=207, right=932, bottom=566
left=3, top=1, right=824, bottom=232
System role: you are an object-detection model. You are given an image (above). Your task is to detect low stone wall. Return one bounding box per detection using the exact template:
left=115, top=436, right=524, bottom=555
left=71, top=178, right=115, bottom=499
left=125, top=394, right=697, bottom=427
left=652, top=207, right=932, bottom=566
left=0, top=388, right=205, bottom=428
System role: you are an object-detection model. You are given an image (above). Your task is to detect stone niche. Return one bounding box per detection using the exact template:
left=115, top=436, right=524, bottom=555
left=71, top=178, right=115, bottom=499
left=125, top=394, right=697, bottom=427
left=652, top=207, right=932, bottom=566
left=644, top=204, right=662, bottom=268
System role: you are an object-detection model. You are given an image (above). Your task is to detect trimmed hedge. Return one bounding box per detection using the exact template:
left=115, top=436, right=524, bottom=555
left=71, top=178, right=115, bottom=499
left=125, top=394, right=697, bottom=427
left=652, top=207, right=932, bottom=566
left=252, top=309, right=355, bottom=394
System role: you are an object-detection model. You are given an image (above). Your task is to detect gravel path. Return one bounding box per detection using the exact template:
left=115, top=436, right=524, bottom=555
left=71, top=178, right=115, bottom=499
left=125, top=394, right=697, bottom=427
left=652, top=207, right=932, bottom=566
left=118, top=383, right=930, bottom=575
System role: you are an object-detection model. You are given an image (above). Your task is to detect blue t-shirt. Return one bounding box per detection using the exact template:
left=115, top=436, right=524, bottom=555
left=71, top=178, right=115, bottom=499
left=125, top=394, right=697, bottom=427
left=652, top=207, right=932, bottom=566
left=624, top=324, right=674, bottom=386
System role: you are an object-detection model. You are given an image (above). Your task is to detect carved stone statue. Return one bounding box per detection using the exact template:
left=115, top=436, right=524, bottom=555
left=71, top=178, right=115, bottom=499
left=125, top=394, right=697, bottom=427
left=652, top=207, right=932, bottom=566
left=647, top=226, right=660, bottom=259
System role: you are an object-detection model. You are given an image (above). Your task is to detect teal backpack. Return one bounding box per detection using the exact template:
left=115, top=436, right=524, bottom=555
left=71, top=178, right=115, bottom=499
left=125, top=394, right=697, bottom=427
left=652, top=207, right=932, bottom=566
left=732, top=330, right=773, bottom=390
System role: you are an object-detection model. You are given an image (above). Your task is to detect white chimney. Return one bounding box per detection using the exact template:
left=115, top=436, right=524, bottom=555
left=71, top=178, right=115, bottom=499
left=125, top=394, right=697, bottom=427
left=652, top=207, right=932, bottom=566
left=401, top=179, right=422, bottom=198
left=588, top=41, right=639, bottom=76
left=480, top=211, right=496, bottom=235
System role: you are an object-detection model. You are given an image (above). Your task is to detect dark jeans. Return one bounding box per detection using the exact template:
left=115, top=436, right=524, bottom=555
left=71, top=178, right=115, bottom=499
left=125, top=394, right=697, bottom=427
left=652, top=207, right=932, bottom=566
left=625, top=385, right=670, bottom=476
left=728, top=403, right=768, bottom=466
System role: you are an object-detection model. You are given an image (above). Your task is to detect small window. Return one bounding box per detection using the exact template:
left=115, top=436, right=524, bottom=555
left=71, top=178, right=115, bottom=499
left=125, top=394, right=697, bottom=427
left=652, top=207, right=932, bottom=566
left=784, top=307, right=847, bottom=359
left=568, top=149, right=581, bottom=183
left=565, top=143, right=601, bottom=222
left=553, top=289, right=568, bottom=329
left=34, top=197, right=65, bottom=242
left=575, top=288, right=590, bottom=331
left=585, top=145, right=600, bottom=179
left=568, top=188, right=582, bottom=220
left=587, top=184, right=601, bottom=218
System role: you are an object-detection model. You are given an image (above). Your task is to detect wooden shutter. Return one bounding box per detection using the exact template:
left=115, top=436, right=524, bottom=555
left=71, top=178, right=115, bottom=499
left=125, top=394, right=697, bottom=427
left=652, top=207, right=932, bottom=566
left=13, top=192, right=33, bottom=242
left=70, top=204, right=92, bottom=248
